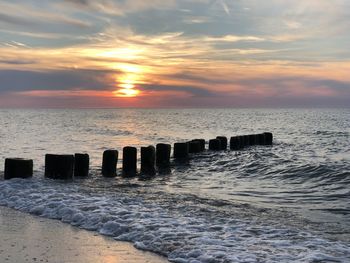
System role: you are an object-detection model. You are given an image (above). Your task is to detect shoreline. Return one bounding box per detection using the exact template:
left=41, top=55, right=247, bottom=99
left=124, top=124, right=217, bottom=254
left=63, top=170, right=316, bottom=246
left=0, top=206, right=168, bottom=263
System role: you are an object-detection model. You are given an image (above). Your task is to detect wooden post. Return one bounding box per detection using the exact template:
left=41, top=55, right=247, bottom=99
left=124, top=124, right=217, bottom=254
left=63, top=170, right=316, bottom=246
left=74, top=153, right=89, bottom=177
left=209, top=139, right=221, bottom=151
left=141, top=146, right=156, bottom=175
left=4, top=158, right=33, bottom=180
left=123, top=146, right=137, bottom=177
left=45, top=154, right=74, bottom=179
left=156, top=143, right=171, bottom=167
left=189, top=141, right=201, bottom=153
left=102, top=150, right=118, bottom=177
left=237, top=136, right=244, bottom=149
left=248, top=134, right=257, bottom=146
left=192, top=139, right=206, bottom=151
left=256, top=133, right=266, bottom=145
left=173, top=142, right=189, bottom=159
left=230, top=136, right=241, bottom=150
left=242, top=135, right=250, bottom=147
left=264, top=132, right=273, bottom=145
left=216, top=136, right=228, bottom=150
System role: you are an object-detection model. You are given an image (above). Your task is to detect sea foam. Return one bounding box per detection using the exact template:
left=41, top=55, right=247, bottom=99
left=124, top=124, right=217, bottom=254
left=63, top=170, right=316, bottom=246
left=0, top=178, right=349, bottom=263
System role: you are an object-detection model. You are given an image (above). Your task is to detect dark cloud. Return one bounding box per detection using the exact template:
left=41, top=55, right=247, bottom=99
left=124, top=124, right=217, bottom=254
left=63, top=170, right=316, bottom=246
left=0, top=11, right=90, bottom=29
left=147, top=74, right=350, bottom=99
left=65, top=0, right=89, bottom=5
left=0, top=69, right=116, bottom=93
left=0, top=13, right=35, bottom=27
left=165, top=72, right=233, bottom=85
left=0, top=69, right=215, bottom=97
left=236, top=76, right=350, bottom=94
left=139, top=83, right=216, bottom=97
left=62, top=0, right=93, bottom=11
left=0, top=59, right=35, bottom=65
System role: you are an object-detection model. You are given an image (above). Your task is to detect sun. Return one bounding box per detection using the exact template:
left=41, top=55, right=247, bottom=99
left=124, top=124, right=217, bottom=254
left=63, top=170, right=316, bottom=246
left=113, top=87, right=140, bottom=97
left=113, top=81, right=140, bottom=98
left=119, top=83, right=135, bottom=89
left=111, top=63, right=147, bottom=98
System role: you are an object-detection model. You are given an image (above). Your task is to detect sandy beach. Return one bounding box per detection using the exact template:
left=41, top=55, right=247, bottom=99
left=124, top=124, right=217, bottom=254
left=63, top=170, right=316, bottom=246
left=0, top=206, right=168, bottom=263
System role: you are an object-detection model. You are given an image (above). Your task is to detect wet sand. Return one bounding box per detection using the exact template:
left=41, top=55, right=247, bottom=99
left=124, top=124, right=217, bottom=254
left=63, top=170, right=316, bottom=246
left=0, top=206, right=168, bottom=263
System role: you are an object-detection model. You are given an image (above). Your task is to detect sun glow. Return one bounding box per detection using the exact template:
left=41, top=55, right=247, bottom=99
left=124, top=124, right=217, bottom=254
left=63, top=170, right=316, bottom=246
left=119, top=83, right=135, bottom=89
left=115, top=63, right=143, bottom=73
left=112, top=62, right=146, bottom=97
left=84, top=48, right=143, bottom=61
left=113, top=88, right=140, bottom=97
left=113, top=76, right=141, bottom=97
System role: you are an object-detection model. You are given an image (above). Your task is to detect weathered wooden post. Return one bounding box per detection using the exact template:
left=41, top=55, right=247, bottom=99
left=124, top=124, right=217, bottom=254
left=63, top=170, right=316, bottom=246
left=156, top=143, right=171, bottom=167
left=123, top=146, right=137, bottom=177
left=264, top=132, right=273, bottom=145
left=4, top=158, right=33, bottom=180
left=102, top=150, right=118, bottom=177
left=256, top=133, right=266, bottom=145
left=216, top=136, right=228, bottom=150
left=189, top=140, right=201, bottom=153
left=173, top=142, right=189, bottom=159
left=230, top=136, right=241, bottom=150
left=141, top=146, right=156, bottom=175
left=242, top=135, right=250, bottom=147
left=192, top=139, right=206, bottom=151
left=248, top=134, right=257, bottom=146
left=209, top=139, right=221, bottom=151
left=236, top=136, right=244, bottom=149
left=74, top=153, right=89, bottom=177
left=45, top=154, right=74, bottom=179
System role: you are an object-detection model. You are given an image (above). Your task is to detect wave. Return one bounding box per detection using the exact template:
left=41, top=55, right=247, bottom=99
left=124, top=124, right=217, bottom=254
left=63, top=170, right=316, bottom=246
left=1, top=178, right=349, bottom=263
left=315, top=130, right=349, bottom=137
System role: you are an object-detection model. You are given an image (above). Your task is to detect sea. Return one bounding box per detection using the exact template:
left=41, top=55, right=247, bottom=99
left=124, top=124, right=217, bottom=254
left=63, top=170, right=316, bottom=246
left=0, top=108, right=349, bottom=262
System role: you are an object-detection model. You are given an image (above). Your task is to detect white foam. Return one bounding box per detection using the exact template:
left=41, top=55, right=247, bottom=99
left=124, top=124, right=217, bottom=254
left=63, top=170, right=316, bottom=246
left=0, top=178, right=349, bottom=263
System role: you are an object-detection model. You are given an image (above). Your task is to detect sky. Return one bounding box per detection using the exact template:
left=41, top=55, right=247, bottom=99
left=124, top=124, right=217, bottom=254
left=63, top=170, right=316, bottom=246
left=0, top=0, right=349, bottom=108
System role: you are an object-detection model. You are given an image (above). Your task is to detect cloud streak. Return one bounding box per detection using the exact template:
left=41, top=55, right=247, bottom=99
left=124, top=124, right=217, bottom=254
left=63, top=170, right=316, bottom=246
left=0, top=69, right=116, bottom=92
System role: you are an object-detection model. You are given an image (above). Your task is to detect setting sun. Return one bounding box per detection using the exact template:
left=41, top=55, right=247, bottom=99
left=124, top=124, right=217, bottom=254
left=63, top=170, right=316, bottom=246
left=112, top=64, right=144, bottom=98
left=113, top=80, right=140, bottom=97
left=119, top=83, right=135, bottom=89
left=113, top=88, right=140, bottom=97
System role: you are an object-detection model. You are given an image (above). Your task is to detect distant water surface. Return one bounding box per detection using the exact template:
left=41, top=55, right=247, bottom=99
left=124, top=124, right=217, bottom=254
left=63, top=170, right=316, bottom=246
left=0, top=109, right=349, bottom=262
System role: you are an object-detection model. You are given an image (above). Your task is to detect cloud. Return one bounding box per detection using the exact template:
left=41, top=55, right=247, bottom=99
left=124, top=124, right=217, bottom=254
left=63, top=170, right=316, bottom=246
left=0, top=59, right=35, bottom=65
left=63, top=0, right=176, bottom=16
left=139, top=83, right=216, bottom=97
left=65, top=0, right=89, bottom=5
left=0, top=69, right=116, bottom=93
left=0, top=2, right=95, bottom=46
left=164, top=72, right=233, bottom=85
left=219, top=0, right=230, bottom=15
left=229, top=76, right=350, bottom=100
left=204, top=35, right=265, bottom=42
left=0, top=4, right=91, bottom=29
left=0, top=13, right=36, bottom=27
left=283, top=20, right=302, bottom=29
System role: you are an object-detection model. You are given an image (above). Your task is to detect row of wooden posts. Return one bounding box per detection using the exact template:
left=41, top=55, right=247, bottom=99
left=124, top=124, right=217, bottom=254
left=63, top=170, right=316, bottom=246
left=3, top=132, right=273, bottom=180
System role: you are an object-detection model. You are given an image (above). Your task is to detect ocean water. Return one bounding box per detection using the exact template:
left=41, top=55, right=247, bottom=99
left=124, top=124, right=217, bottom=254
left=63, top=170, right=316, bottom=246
left=0, top=108, right=349, bottom=262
